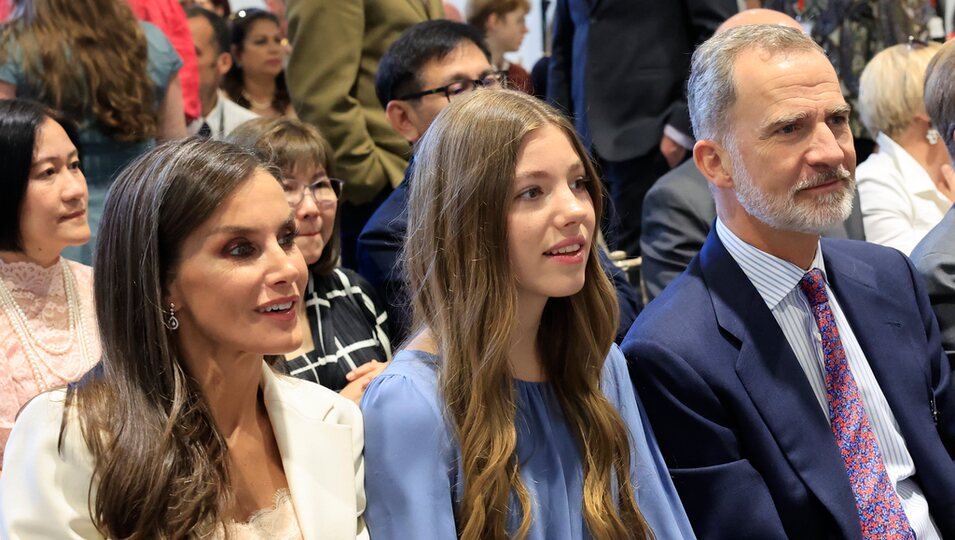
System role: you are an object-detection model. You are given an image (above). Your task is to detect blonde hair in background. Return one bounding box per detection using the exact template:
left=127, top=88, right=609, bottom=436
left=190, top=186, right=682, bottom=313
left=858, top=41, right=942, bottom=140
left=465, top=0, right=530, bottom=28
left=404, top=89, right=654, bottom=540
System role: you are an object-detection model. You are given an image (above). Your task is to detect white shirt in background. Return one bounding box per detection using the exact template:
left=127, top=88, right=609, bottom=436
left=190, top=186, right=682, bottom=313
left=856, top=131, right=951, bottom=255
left=187, top=90, right=259, bottom=139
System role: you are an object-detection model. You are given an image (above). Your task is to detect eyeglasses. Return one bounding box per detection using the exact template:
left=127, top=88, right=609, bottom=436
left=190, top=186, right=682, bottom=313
left=395, top=72, right=505, bottom=103
left=283, top=177, right=344, bottom=209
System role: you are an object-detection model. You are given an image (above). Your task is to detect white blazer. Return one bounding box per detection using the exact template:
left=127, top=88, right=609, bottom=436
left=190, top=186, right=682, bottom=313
left=0, top=362, right=368, bottom=539
left=856, top=132, right=951, bottom=255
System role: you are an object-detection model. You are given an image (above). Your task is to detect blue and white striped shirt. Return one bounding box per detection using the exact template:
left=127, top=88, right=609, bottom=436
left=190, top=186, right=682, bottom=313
left=716, top=219, right=939, bottom=539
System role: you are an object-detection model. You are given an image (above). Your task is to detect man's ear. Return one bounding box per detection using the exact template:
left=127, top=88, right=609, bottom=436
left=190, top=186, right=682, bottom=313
left=693, top=139, right=734, bottom=190
left=485, top=13, right=501, bottom=32
left=385, top=100, right=423, bottom=143
left=216, top=51, right=233, bottom=77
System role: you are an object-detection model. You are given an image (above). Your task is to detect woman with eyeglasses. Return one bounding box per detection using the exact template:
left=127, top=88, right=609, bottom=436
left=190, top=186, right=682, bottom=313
left=223, top=8, right=293, bottom=119
left=229, top=118, right=391, bottom=404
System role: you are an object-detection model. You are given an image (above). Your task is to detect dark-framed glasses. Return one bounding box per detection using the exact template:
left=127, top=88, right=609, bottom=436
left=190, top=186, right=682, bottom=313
left=283, top=177, right=344, bottom=209
left=395, top=72, right=506, bottom=103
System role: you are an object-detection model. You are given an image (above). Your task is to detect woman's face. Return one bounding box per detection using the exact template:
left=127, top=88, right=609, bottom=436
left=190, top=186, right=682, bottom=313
left=507, top=124, right=595, bottom=304
left=18, top=118, right=89, bottom=261
left=237, top=19, right=285, bottom=80
left=167, top=170, right=308, bottom=358
left=489, top=8, right=528, bottom=54
left=282, top=162, right=337, bottom=265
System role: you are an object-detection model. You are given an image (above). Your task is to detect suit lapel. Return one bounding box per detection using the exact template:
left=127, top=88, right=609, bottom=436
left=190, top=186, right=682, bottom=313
left=261, top=366, right=360, bottom=540
left=699, top=231, right=861, bottom=536
left=823, top=244, right=932, bottom=453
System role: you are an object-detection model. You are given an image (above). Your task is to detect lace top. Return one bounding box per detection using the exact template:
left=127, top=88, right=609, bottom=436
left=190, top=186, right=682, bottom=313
left=210, top=489, right=303, bottom=540
left=0, top=258, right=100, bottom=463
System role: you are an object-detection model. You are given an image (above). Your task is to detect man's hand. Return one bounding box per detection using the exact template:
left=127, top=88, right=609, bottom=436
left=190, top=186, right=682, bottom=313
left=340, top=360, right=388, bottom=405
left=660, top=133, right=689, bottom=169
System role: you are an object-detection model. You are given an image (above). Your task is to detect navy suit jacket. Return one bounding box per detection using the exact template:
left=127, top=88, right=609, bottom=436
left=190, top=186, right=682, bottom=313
left=356, top=167, right=412, bottom=344
left=623, top=230, right=955, bottom=539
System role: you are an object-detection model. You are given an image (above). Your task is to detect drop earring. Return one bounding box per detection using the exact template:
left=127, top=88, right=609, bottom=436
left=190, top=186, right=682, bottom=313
left=165, top=302, right=180, bottom=331
left=927, top=128, right=940, bottom=145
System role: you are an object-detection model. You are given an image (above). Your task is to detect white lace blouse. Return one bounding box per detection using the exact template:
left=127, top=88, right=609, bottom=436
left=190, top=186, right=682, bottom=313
left=0, top=258, right=99, bottom=463
left=205, top=488, right=304, bottom=540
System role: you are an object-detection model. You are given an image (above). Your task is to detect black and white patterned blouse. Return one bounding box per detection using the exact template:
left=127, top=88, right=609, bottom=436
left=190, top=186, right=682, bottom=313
left=283, top=268, right=392, bottom=391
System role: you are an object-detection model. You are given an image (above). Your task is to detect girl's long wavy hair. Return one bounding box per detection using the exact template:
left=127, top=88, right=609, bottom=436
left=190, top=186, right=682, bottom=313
left=404, top=89, right=654, bottom=540
left=61, top=138, right=265, bottom=538
left=2, top=0, right=158, bottom=141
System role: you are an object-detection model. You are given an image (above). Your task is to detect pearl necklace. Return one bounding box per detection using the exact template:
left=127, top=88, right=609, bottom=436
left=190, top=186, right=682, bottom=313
left=0, top=258, right=93, bottom=392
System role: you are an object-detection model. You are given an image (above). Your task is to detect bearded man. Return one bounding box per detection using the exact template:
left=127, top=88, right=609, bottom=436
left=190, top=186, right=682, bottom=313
left=623, top=24, right=955, bottom=540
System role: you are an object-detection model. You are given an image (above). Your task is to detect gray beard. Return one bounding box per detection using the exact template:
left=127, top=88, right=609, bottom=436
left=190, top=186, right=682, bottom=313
left=730, top=151, right=855, bottom=235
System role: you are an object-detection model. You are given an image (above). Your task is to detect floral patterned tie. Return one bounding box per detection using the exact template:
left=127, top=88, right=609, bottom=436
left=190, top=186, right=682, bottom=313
left=799, top=269, right=914, bottom=539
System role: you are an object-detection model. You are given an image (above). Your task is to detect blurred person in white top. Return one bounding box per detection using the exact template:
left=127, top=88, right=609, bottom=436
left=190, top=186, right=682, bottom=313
left=856, top=41, right=955, bottom=254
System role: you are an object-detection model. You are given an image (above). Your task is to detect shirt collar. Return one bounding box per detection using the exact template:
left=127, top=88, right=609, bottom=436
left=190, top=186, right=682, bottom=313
left=715, top=218, right=828, bottom=310
left=207, top=90, right=226, bottom=124
left=875, top=131, right=938, bottom=195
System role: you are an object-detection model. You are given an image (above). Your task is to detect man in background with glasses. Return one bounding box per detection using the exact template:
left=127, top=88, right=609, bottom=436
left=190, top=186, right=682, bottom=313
left=356, top=20, right=500, bottom=344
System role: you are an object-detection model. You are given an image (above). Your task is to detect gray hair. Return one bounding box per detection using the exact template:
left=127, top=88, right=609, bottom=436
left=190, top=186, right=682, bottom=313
left=924, top=39, right=955, bottom=160
left=688, top=24, right=825, bottom=142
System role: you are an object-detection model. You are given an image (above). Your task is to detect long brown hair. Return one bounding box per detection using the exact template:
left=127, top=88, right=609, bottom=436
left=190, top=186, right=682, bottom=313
left=1, top=0, right=158, bottom=141
left=404, top=89, right=654, bottom=539
left=62, top=138, right=265, bottom=538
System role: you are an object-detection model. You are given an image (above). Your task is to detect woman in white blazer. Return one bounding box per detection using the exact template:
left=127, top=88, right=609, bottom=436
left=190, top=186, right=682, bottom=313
left=856, top=41, right=955, bottom=255
left=0, top=138, right=367, bottom=539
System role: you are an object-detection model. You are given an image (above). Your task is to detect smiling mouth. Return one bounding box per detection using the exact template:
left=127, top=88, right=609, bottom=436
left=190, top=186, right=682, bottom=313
left=256, top=301, right=293, bottom=314
left=545, top=243, right=583, bottom=256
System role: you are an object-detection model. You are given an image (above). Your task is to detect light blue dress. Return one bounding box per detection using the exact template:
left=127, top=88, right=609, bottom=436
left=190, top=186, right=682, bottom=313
left=360, top=344, right=696, bottom=539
